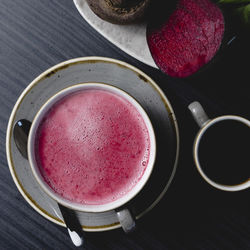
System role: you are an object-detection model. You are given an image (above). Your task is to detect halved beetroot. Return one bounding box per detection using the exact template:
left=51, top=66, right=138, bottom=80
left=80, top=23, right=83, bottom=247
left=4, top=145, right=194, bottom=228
left=146, top=0, right=225, bottom=78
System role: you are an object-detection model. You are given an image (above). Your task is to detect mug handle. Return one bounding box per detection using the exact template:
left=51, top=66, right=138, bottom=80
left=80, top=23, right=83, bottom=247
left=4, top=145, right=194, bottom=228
left=188, top=101, right=210, bottom=128
left=116, top=208, right=136, bottom=233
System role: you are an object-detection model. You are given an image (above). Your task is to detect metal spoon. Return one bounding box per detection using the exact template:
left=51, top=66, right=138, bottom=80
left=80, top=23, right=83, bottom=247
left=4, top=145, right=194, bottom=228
left=13, top=119, right=84, bottom=247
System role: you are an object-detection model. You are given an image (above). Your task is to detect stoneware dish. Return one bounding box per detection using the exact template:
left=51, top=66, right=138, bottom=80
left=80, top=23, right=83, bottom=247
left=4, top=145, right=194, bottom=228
left=6, top=56, right=179, bottom=232
left=73, top=0, right=157, bottom=68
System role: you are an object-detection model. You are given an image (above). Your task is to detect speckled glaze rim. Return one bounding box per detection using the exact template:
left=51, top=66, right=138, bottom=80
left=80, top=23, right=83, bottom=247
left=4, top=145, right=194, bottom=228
left=194, top=115, right=250, bottom=192
left=6, top=56, right=180, bottom=232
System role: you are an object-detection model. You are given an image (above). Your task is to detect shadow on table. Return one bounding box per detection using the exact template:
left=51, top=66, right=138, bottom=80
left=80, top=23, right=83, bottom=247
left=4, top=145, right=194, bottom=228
left=79, top=89, right=249, bottom=250
left=77, top=34, right=250, bottom=249
left=129, top=43, right=250, bottom=246
left=81, top=131, right=249, bottom=249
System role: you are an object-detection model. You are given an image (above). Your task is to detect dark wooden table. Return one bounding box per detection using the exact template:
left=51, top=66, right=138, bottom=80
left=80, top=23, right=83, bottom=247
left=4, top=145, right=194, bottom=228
left=1, top=1, right=249, bottom=249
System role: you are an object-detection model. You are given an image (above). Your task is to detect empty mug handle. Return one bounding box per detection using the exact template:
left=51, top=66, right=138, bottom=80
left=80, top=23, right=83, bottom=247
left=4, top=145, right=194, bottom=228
left=116, top=208, right=136, bottom=233
left=188, top=101, right=210, bottom=128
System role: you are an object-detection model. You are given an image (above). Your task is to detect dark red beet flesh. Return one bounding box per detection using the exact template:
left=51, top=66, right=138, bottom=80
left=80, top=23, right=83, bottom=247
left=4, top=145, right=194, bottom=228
left=147, top=0, right=225, bottom=78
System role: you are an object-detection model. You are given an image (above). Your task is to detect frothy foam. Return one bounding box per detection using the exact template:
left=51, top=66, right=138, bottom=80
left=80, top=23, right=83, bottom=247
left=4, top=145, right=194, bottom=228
left=36, top=89, right=150, bottom=205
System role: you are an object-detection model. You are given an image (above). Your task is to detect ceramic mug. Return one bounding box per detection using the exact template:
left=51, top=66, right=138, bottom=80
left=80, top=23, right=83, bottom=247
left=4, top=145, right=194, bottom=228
left=189, top=101, right=250, bottom=191
left=27, top=82, right=156, bottom=233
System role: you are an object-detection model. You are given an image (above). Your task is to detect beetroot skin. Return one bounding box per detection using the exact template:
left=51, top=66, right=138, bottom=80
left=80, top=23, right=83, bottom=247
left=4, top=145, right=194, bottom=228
left=147, top=0, right=225, bottom=78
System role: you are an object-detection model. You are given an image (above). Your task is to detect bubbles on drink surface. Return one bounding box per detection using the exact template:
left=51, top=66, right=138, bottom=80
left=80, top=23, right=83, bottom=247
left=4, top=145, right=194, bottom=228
left=37, top=89, right=151, bottom=205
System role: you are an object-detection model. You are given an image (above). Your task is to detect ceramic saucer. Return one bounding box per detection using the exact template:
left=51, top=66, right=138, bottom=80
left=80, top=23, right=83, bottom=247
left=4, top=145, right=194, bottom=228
left=6, top=57, right=179, bottom=232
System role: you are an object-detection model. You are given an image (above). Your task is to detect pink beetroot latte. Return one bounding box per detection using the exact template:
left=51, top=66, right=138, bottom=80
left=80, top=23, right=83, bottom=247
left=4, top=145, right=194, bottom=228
left=36, top=88, right=150, bottom=205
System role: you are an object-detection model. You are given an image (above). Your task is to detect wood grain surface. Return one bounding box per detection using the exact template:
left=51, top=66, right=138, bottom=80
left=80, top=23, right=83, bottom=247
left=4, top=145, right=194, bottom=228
left=0, top=0, right=249, bottom=249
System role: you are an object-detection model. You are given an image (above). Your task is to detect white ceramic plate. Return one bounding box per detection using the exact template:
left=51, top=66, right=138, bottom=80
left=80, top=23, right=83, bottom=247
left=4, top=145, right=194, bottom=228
left=73, top=0, right=157, bottom=69
left=6, top=57, right=179, bottom=232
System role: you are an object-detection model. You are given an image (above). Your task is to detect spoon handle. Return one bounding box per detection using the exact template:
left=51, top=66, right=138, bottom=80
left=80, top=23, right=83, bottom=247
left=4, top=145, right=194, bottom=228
left=58, top=204, right=84, bottom=247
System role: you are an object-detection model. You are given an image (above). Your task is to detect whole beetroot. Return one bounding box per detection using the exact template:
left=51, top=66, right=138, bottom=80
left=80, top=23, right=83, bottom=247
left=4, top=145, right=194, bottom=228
left=147, top=0, right=225, bottom=78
